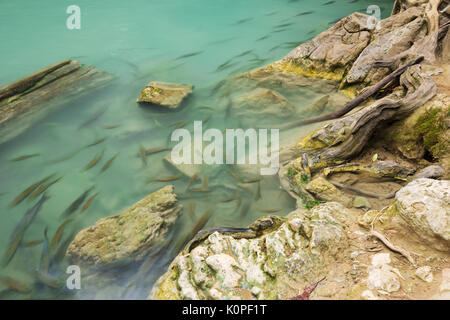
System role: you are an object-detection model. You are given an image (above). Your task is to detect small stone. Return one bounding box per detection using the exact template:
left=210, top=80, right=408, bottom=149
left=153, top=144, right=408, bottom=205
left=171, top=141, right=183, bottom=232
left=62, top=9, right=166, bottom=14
left=367, top=267, right=401, bottom=293
left=137, top=81, right=193, bottom=108
left=350, top=251, right=360, bottom=259
left=362, top=290, right=378, bottom=300
left=415, top=266, right=433, bottom=283
left=371, top=253, right=391, bottom=267
left=353, top=196, right=371, bottom=209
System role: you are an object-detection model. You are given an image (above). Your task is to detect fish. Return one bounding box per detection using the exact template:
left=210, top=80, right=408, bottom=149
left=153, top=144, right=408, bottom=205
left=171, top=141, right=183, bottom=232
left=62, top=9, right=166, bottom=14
left=175, top=51, right=203, bottom=60
left=232, top=18, right=253, bottom=25
left=28, top=177, right=63, bottom=201
left=11, top=154, right=40, bottom=162
left=138, top=145, right=147, bottom=166
left=234, top=193, right=242, bottom=212
left=150, top=174, right=183, bottom=183
left=262, top=208, right=282, bottom=213
left=28, top=176, right=62, bottom=201
left=103, top=124, right=120, bottom=129
left=34, top=270, right=64, bottom=289
left=3, top=228, right=26, bottom=267
left=216, top=60, right=239, bottom=72
left=256, top=35, right=270, bottom=41
left=219, top=196, right=235, bottom=203
left=86, top=137, right=107, bottom=148
left=254, top=182, right=261, bottom=201
left=46, top=148, right=82, bottom=165
left=234, top=50, right=253, bottom=58
left=0, top=277, right=32, bottom=293
left=322, top=1, right=336, bottom=5
left=84, top=150, right=104, bottom=170
left=50, top=219, right=74, bottom=249
left=202, top=176, right=209, bottom=188
left=10, top=194, right=49, bottom=242
left=39, top=228, right=50, bottom=273
left=197, top=106, right=214, bottom=111
left=101, top=153, right=118, bottom=173
left=240, top=201, right=251, bottom=217
left=185, top=172, right=199, bottom=191
left=274, top=23, right=294, bottom=29
left=291, top=277, right=326, bottom=300
left=187, top=201, right=196, bottom=220
left=265, top=11, right=278, bottom=16
left=53, top=231, right=76, bottom=263
left=61, top=186, right=94, bottom=218
left=24, top=239, right=44, bottom=247
left=10, top=174, right=55, bottom=207
left=81, top=192, right=99, bottom=212
left=243, top=178, right=261, bottom=184
left=228, top=170, right=243, bottom=182
left=169, top=120, right=186, bottom=127
left=190, top=188, right=210, bottom=193
left=78, top=108, right=107, bottom=130
left=296, top=11, right=314, bottom=16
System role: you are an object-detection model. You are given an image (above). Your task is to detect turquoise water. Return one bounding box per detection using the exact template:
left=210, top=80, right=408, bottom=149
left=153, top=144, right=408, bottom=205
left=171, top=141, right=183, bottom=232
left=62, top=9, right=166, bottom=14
left=0, top=0, right=393, bottom=299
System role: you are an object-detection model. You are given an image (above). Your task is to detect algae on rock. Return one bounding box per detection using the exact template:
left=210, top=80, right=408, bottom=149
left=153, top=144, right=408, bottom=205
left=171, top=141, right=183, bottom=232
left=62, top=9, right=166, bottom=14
left=66, top=185, right=182, bottom=269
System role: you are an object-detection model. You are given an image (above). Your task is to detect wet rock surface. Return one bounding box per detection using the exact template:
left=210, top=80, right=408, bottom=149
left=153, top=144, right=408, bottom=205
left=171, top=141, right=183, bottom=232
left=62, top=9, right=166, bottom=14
left=67, top=185, right=182, bottom=269
left=150, top=203, right=350, bottom=300
left=136, top=81, right=193, bottom=109
left=0, top=60, right=113, bottom=144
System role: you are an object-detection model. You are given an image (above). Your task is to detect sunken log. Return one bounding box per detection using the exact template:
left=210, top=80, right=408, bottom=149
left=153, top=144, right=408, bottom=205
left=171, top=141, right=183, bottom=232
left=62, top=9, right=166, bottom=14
left=0, top=60, right=114, bottom=144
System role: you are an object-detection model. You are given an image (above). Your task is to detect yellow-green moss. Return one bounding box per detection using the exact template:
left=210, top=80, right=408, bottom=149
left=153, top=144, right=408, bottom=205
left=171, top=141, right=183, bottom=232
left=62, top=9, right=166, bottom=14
left=415, top=107, right=449, bottom=158
left=269, top=60, right=345, bottom=82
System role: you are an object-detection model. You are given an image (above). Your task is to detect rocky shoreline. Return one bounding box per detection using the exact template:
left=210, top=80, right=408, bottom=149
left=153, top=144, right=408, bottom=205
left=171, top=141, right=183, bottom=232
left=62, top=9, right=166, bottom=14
left=149, top=0, right=449, bottom=300
left=0, top=0, right=447, bottom=301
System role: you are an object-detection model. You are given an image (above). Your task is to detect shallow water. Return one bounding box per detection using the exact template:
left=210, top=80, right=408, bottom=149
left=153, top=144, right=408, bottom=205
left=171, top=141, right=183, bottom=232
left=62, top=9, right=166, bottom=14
left=0, top=0, right=393, bottom=299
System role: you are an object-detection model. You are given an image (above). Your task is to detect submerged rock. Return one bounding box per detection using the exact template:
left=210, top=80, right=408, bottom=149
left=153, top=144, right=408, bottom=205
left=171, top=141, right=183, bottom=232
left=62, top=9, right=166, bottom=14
left=149, top=203, right=349, bottom=300
left=66, top=185, right=182, bottom=269
left=0, top=59, right=113, bottom=144
left=231, top=88, right=295, bottom=118
left=136, top=81, right=193, bottom=109
left=394, top=178, right=449, bottom=251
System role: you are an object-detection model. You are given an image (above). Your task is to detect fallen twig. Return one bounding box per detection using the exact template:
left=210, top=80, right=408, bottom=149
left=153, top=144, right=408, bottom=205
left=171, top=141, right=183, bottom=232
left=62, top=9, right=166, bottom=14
left=369, top=230, right=416, bottom=265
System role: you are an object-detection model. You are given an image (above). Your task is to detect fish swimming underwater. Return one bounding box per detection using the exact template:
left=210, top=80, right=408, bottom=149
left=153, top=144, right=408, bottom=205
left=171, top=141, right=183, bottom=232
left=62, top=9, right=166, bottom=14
left=61, top=186, right=94, bottom=218
left=10, top=174, right=55, bottom=207
left=10, top=154, right=40, bottom=162
left=84, top=150, right=104, bottom=170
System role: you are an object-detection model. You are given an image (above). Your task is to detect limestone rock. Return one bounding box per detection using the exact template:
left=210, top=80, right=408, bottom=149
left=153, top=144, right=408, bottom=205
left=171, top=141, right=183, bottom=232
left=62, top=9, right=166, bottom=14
left=271, top=12, right=373, bottom=82
left=304, top=176, right=352, bottom=207
left=366, top=253, right=401, bottom=293
left=415, top=266, right=433, bottom=282
left=342, top=7, right=424, bottom=89
left=394, top=178, right=450, bottom=251
left=231, top=88, right=296, bottom=118
left=150, top=203, right=349, bottom=300
left=66, top=185, right=182, bottom=269
left=137, top=81, right=193, bottom=108
left=413, top=165, right=445, bottom=179
left=353, top=196, right=371, bottom=209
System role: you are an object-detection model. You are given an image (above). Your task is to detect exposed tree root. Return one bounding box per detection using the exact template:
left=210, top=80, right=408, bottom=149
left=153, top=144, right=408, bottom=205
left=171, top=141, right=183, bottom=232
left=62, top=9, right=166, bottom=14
left=281, top=57, right=424, bottom=130
left=370, top=230, right=416, bottom=265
